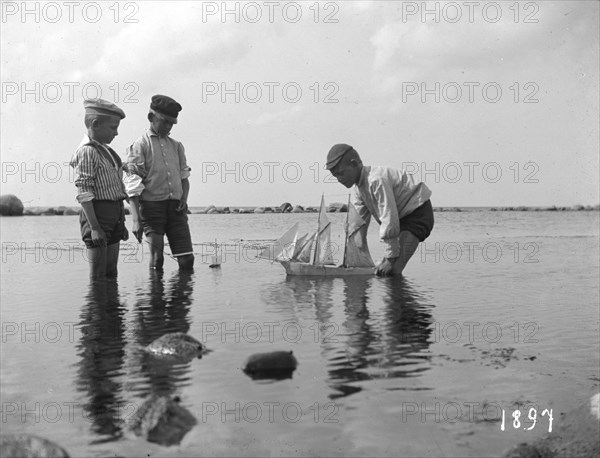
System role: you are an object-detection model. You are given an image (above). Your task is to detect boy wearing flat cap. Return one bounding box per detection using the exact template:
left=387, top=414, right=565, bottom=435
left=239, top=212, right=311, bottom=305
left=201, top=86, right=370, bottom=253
left=70, top=98, right=128, bottom=280
left=124, top=95, right=194, bottom=270
left=327, top=144, right=434, bottom=277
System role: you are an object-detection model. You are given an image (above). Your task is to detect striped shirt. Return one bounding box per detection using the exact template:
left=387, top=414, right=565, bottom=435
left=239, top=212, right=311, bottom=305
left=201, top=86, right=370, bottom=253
left=124, top=129, right=191, bottom=201
left=70, top=135, right=128, bottom=203
left=354, top=165, right=432, bottom=258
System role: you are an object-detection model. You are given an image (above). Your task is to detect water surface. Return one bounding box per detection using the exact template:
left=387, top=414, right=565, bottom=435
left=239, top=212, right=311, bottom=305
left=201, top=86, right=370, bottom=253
left=1, top=211, right=598, bottom=456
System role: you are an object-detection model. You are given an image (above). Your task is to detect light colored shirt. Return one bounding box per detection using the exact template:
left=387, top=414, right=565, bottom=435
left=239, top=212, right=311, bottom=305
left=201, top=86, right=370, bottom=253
left=124, top=129, right=191, bottom=201
left=70, top=135, right=127, bottom=203
left=353, top=165, right=432, bottom=258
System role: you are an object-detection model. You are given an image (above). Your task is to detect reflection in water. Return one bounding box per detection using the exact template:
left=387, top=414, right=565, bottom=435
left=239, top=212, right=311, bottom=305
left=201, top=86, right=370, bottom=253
left=128, top=270, right=195, bottom=397
left=274, top=276, right=434, bottom=399
left=75, top=280, right=127, bottom=439
left=75, top=272, right=196, bottom=442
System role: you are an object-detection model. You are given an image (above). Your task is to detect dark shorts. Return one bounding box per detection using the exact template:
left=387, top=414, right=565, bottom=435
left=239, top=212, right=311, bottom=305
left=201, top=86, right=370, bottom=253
left=400, top=200, right=434, bottom=242
left=80, top=200, right=126, bottom=248
left=139, top=200, right=193, bottom=257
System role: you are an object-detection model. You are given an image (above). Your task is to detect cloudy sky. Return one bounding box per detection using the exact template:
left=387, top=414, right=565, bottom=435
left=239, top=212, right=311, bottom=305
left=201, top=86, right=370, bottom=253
left=1, top=0, right=598, bottom=207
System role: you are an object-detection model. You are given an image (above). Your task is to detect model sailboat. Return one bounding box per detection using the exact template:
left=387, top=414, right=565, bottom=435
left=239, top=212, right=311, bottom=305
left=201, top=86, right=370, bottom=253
left=262, top=195, right=375, bottom=276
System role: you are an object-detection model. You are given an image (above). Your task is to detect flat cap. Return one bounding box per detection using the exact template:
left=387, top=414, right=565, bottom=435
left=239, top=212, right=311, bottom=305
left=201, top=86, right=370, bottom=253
left=326, top=144, right=354, bottom=170
left=83, top=98, right=125, bottom=119
left=150, top=94, right=182, bottom=124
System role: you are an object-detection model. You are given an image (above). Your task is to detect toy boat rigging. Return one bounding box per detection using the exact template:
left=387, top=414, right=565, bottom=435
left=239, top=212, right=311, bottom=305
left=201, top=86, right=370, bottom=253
left=261, top=195, right=375, bottom=276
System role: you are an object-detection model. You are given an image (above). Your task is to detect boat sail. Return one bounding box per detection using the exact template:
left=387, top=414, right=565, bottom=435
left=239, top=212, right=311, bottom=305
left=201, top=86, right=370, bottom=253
left=275, top=195, right=375, bottom=276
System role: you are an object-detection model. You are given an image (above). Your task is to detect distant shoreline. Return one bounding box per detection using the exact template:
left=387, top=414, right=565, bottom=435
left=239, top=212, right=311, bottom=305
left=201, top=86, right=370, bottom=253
left=6, top=203, right=600, bottom=217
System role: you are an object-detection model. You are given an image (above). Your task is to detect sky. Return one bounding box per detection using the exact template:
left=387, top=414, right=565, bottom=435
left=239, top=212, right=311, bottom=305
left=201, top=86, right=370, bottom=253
left=1, top=0, right=598, bottom=208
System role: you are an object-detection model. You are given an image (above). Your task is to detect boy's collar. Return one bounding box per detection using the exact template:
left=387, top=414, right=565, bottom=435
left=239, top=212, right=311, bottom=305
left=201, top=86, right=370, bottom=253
left=357, top=165, right=370, bottom=187
left=79, top=134, right=103, bottom=148
left=148, top=127, right=169, bottom=138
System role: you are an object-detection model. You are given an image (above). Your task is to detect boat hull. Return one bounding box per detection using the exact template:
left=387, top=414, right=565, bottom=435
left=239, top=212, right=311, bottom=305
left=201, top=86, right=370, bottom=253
left=280, top=261, right=374, bottom=276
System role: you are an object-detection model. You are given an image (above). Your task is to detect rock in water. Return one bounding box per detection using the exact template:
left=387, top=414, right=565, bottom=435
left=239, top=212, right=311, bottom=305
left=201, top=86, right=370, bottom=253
left=125, top=395, right=196, bottom=446
left=279, top=202, right=293, bottom=213
left=0, top=194, right=24, bottom=216
left=243, top=351, right=298, bottom=380
left=0, top=434, right=69, bottom=457
left=145, top=332, right=207, bottom=362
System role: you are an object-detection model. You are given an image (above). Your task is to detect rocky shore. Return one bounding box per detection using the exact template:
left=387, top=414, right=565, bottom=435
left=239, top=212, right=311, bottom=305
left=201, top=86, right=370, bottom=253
left=1, top=195, right=599, bottom=217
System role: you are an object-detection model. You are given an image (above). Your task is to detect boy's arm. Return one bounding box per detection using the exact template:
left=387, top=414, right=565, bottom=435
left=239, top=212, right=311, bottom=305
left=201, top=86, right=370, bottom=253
left=128, top=196, right=143, bottom=242
left=176, top=142, right=191, bottom=212
left=80, top=201, right=106, bottom=247
left=372, top=179, right=400, bottom=260
left=123, top=142, right=147, bottom=242
left=352, top=190, right=371, bottom=248
left=176, top=178, right=190, bottom=212
left=71, top=147, right=107, bottom=246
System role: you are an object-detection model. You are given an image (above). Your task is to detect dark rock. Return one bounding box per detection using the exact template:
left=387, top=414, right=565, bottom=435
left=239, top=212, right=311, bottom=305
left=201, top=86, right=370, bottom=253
left=0, top=194, right=24, bottom=216
left=243, top=350, right=298, bottom=380
left=222, top=207, right=230, bottom=214
left=280, top=202, right=293, bottom=213
left=145, top=332, right=208, bottom=362
left=0, top=434, right=69, bottom=457
left=502, top=443, right=545, bottom=458
left=264, top=207, right=273, bottom=213
left=328, top=202, right=348, bottom=213
left=125, top=395, right=196, bottom=446
left=54, top=206, right=67, bottom=215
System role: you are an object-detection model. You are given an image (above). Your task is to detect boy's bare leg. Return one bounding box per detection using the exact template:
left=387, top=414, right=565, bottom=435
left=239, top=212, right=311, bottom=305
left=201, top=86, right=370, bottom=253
left=392, top=231, right=420, bottom=275
left=177, top=253, right=194, bottom=271
left=106, top=242, right=120, bottom=278
left=147, top=232, right=165, bottom=270
left=87, top=246, right=107, bottom=280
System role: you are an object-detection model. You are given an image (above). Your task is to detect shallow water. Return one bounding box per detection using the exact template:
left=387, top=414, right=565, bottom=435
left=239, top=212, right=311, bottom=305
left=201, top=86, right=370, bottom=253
left=1, top=211, right=599, bottom=457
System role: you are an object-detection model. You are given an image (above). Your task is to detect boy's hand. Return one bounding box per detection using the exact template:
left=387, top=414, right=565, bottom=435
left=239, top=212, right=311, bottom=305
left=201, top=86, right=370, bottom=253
left=121, top=227, right=129, bottom=241
left=375, top=258, right=394, bottom=277
left=91, top=228, right=107, bottom=247
left=132, top=220, right=143, bottom=243
left=176, top=199, right=188, bottom=212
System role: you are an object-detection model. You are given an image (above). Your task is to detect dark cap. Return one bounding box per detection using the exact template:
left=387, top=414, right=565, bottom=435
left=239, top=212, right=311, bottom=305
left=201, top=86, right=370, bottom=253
left=150, top=94, right=182, bottom=124
left=83, top=98, right=125, bottom=119
left=326, top=144, right=354, bottom=170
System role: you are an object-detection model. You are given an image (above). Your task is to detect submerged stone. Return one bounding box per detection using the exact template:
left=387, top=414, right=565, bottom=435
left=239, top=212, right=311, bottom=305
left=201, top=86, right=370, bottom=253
left=243, top=350, right=298, bottom=380
left=0, top=434, right=69, bottom=457
left=145, top=332, right=207, bottom=361
left=124, top=395, right=196, bottom=446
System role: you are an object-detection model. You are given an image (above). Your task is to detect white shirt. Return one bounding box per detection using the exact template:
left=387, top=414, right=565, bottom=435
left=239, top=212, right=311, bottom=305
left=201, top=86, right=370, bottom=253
left=353, top=165, right=432, bottom=258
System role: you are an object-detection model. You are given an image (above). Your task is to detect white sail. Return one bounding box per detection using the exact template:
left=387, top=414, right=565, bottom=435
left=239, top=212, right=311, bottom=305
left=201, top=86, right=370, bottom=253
left=258, top=222, right=298, bottom=261
left=312, top=196, right=335, bottom=265
left=315, top=222, right=335, bottom=265
left=290, top=233, right=309, bottom=260
left=343, top=203, right=375, bottom=267
left=294, top=231, right=315, bottom=263
left=276, top=229, right=305, bottom=262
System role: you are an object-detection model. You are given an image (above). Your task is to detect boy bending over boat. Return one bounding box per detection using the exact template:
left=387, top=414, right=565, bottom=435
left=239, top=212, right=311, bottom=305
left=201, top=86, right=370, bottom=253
left=326, top=144, right=434, bottom=277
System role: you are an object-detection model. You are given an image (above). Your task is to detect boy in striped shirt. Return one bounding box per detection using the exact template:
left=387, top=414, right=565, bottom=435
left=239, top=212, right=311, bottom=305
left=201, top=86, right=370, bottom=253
left=70, top=99, right=128, bottom=280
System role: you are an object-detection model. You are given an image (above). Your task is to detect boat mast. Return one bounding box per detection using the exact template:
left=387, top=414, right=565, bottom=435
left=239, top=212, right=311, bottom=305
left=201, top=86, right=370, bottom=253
left=312, top=194, right=324, bottom=265
left=342, top=194, right=350, bottom=267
